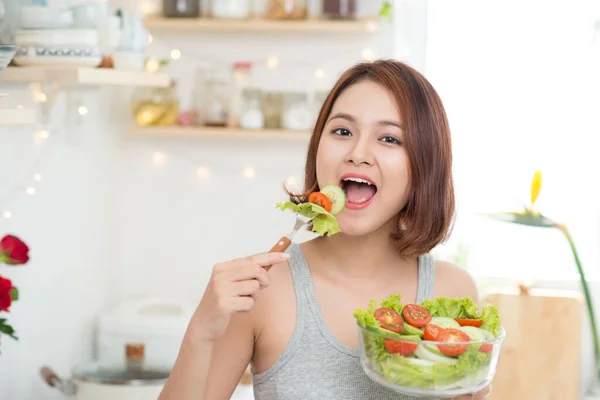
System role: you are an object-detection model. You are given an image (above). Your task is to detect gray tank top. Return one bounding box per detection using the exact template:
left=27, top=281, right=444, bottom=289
left=252, top=243, right=437, bottom=400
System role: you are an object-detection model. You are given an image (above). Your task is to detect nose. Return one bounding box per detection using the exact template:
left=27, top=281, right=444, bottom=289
left=345, top=135, right=374, bottom=166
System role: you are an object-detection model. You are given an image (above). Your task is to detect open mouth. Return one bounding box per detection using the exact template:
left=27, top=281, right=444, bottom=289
left=340, top=175, right=378, bottom=208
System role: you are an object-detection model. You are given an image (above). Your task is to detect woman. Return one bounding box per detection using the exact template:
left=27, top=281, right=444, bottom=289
left=158, top=60, right=490, bottom=400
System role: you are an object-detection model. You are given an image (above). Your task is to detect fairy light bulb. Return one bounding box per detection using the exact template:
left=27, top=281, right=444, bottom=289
left=315, top=69, right=325, bottom=80
left=152, top=152, right=166, bottom=166
left=2, top=211, right=11, bottom=219
left=33, top=173, right=42, bottom=182
left=362, top=48, right=376, bottom=61
left=26, top=187, right=35, bottom=195
left=36, top=92, right=47, bottom=103
left=286, top=176, right=298, bottom=187
left=267, top=56, right=279, bottom=69
left=170, top=49, right=181, bottom=60
left=148, top=34, right=153, bottom=44
left=196, top=166, right=210, bottom=180
left=242, top=167, right=255, bottom=179
left=146, top=58, right=160, bottom=73
left=78, top=106, right=88, bottom=116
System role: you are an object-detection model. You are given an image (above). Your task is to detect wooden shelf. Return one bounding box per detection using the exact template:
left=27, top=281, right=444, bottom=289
left=143, top=16, right=380, bottom=35
left=0, top=108, right=36, bottom=125
left=0, top=67, right=170, bottom=87
left=130, top=126, right=311, bottom=141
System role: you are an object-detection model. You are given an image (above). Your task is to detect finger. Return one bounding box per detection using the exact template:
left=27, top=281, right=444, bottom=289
left=231, top=296, right=255, bottom=312
left=258, top=267, right=270, bottom=288
left=247, top=252, right=290, bottom=267
left=227, top=264, right=269, bottom=288
left=233, top=280, right=261, bottom=296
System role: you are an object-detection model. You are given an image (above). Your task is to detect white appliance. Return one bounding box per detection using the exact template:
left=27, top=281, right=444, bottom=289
left=96, top=297, right=195, bottom=370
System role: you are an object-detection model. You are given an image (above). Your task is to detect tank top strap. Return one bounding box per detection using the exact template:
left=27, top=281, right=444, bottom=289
left=416, top=253, right=436, bottom=302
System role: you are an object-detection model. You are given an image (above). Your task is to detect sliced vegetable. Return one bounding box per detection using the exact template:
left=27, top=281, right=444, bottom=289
left=479, top=343, right=493, bottom=353
left=308, top=192, right=332, bottom=213
left=402, top=322, right=425, bottom=338
left=424, top=324, right=443, bottom=341
left=457, top=326, right=487, bottom=342
left=375, top=308, right=403, bottom=333
left=429, top=317, right=461, bottom=330
left=402, top=304, right=432, bottom=328
left=319, top=184, right=346, bottom=215
left=455, top=318, right=483, bottom=327
left=436, top=328, right=471, bottom=357
left=415, top=344, right=458, bottom=365
left=385, top=339, right=418, bottom=356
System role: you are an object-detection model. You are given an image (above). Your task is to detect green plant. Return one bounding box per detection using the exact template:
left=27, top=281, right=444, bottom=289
left=482, top=170, right=600, bottom=382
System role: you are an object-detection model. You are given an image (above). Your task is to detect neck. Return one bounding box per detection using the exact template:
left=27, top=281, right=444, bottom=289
left=311, top=220, right=408, bottom=278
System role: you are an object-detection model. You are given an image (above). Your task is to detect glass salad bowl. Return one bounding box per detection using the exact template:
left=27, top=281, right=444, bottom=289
left=357, top=322, right=506, bottom=398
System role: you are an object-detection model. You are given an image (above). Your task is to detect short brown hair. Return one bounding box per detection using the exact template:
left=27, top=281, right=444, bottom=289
left=288, top=59, right=455, bottom=258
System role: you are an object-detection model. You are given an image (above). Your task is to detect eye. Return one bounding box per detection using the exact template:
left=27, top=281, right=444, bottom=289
left=380, top=136, right=403, bottom=145
left=331, top=127, right=352, bottom=136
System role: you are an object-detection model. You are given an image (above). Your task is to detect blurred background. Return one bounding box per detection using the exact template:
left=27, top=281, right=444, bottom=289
left=0, top=0, right=599, bottom=399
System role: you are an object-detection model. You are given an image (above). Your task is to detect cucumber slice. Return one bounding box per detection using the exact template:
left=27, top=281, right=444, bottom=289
left=415, top=344, right=458, bottom=365
left=422, top=343, right=445, bottom=357
left=320, top=184, right=346, bottom=215
left=458, top=326, right=487, bottom=342
left=430, top=317, right=461, bottom=329
left=480, top=328, right=495, bottom=340
left=402, top=323, right=425, bottom=338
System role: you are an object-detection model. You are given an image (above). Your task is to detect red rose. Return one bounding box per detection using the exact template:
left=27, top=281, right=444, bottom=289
left=0, top=276, right=14, bottom=312
left=0, top=235, right=29, bottom=265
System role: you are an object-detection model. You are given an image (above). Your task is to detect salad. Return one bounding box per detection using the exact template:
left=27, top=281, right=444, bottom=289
left=276, top=184, right=346, bottom=236
left=354, top=294, right=503, bottom=393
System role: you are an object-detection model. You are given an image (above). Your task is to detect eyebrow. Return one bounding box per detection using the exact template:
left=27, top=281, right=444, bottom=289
left=327, top=112, right=404, bottom=130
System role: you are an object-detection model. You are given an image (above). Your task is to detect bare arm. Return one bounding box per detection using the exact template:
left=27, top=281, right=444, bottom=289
left=157, top=252, right=289, bottom=400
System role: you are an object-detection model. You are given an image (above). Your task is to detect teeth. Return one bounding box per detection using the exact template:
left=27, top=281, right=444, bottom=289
left=343, top=177, right=373, bottom=185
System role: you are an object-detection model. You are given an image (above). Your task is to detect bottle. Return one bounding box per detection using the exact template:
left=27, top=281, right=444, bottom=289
left=228, top=62, right=253, bottom=128
left=163, top=0, right=200, bottom=18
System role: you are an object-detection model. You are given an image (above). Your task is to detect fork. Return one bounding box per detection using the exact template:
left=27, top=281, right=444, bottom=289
left=264, top=213, right=315, bottom=271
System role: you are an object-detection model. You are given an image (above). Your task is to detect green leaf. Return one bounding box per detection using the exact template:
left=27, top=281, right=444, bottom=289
left=9, top=287, right=18, bottom=301
left=276, top=201, right=342, bottom=237
left=479, top=211, right=557, bottom=228
left=0, top=319, right=18, bottom=340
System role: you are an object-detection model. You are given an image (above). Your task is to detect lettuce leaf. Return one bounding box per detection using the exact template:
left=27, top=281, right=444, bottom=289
left=419, top=296, right=480, bottom=319
left=480, top=305, right=502, bottom=337
left=380, top=293, right=404, bottom=314
left=276, top=201, right=341, bottom=237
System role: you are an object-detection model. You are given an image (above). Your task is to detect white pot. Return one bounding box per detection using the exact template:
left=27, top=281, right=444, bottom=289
left=41, top=362, right=168, bottom=400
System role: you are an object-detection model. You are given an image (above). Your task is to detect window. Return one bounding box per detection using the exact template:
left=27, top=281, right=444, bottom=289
left=422, top=1, right=600, bottom=279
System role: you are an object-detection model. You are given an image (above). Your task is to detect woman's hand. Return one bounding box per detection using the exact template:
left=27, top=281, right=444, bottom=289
left=190, top=251, right=290, bottom=344
left=444, top=385, right=491, bottom=400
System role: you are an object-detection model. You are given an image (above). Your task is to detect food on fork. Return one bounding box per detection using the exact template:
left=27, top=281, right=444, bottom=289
left=276, top=184, right=346, bottom=237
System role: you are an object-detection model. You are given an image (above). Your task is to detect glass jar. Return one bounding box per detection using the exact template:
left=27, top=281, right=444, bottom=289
left=228, top=62, right=253, bottom=127
left=132, top=82, right=180, bottom=126
left=282, top=92, right=312, bottom=131
left=261, top=92, right=282, bottom=129
left=266, top=0, right=307, bottom=20
left=322, top=0, right=356, bottom=19
left=203, top=71, right=230, bottom=127
left=211, top=0, right=250, bottom=19
left=162, top=0, right=200, bottom=18
left=240, top=88, right=264, bottom=130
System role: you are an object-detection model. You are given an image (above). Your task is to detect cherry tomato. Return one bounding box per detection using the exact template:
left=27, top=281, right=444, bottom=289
left=308, top=192, right=332, bottom=213
left=479, top=343, right=494, bottom=353
left=402, top=304, right=432, bottom=328
left=374, top=308, right=403, bottom=333
left=455, top=318, right=483, bottom=328
left=424, top=324, right=442, bottom=341
left=384, top=339, right=418, bottom=356
left=436, top=328, right=470, bottom=357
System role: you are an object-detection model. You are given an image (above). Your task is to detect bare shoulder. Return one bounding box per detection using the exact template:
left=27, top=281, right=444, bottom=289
left=433, top=260, right=480, bottom=303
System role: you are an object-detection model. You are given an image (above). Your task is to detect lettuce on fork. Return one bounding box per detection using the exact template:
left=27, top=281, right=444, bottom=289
left=276, top=201, right=341, bottom=237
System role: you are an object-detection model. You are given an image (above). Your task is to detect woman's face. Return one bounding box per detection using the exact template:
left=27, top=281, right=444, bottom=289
left=316, top=80, right=411, bottom=237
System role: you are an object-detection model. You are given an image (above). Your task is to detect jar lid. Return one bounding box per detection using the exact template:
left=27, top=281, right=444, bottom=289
left=72, top=362, right=170, bottom=386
